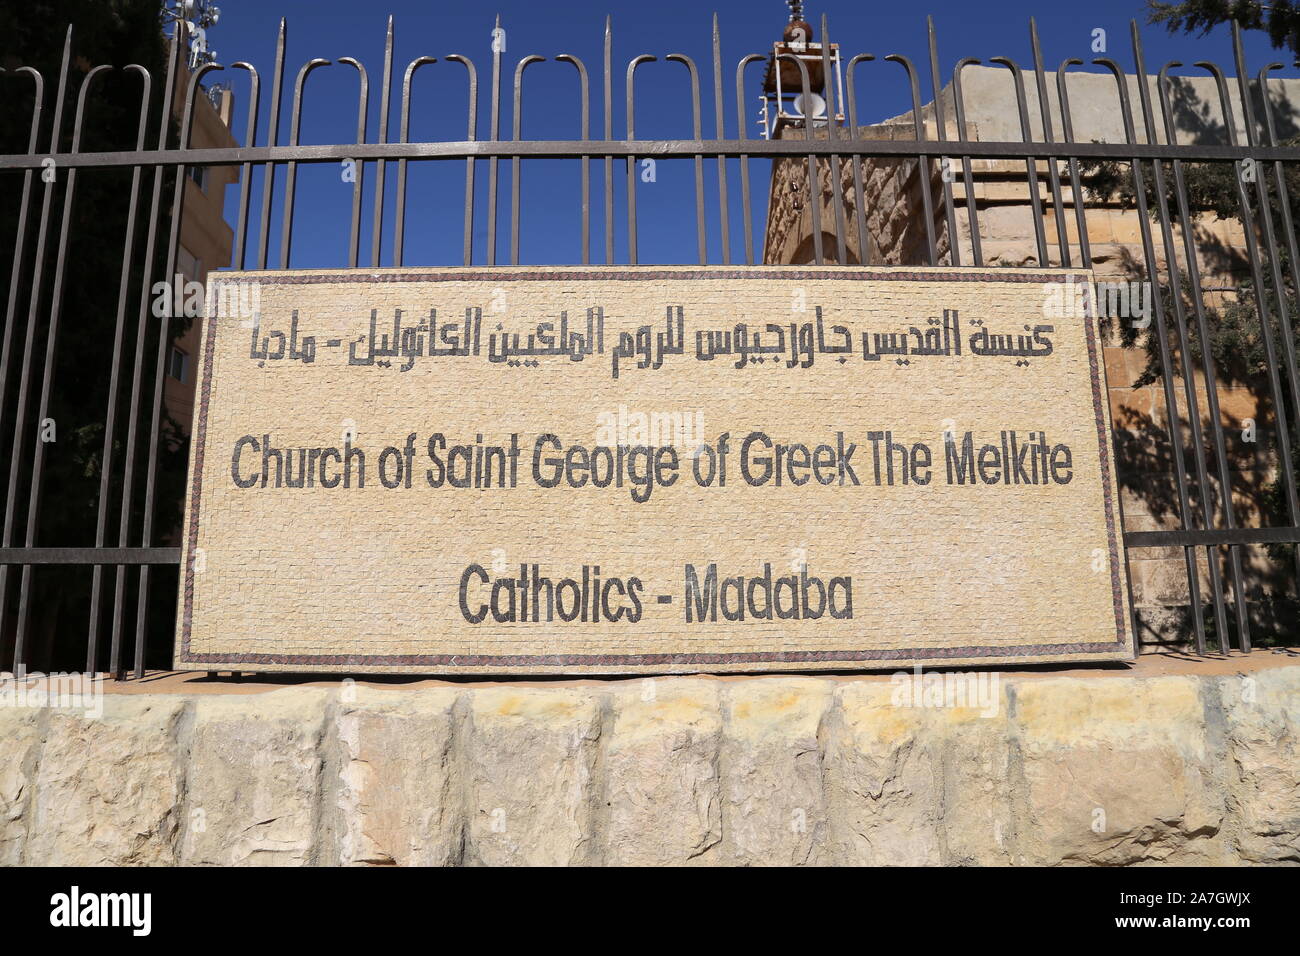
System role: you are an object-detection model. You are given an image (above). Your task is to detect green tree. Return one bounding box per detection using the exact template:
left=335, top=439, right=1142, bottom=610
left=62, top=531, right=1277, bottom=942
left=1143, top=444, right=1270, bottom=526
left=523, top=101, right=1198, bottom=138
left=1148, top=0, right=1300, bottom=56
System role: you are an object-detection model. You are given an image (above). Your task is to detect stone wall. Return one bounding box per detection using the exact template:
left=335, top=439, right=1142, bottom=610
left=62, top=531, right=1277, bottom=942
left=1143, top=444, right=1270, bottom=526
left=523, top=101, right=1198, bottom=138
left=762, top=124, right=949, bottom=267
left=4, top=662, right=1297, bottom=865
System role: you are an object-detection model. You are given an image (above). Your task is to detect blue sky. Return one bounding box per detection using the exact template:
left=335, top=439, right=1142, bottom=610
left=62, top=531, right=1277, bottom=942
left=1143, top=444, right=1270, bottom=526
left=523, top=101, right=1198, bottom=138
left=198, top=0, right=1298, bottom=269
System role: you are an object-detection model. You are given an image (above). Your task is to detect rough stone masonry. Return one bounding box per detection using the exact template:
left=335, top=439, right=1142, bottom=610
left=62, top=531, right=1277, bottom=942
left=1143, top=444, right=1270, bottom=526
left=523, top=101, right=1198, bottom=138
left=2, top=661, right=1296, bottom=866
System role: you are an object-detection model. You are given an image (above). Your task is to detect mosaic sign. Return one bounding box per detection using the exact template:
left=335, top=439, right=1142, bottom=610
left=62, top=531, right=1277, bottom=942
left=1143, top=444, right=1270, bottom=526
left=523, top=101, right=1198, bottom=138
left=176, top=266, right=1132, bottom=673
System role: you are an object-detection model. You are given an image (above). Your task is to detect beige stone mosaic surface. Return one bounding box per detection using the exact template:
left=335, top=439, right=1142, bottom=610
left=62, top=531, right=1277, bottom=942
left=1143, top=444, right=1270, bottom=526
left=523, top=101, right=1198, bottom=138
left=176, top=265, right=1131, bottom=673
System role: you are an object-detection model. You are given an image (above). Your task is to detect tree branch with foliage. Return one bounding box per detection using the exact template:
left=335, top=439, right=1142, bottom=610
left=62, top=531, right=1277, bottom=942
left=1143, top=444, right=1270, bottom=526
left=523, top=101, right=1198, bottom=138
left=1148, top=0, right=1300, bottom=56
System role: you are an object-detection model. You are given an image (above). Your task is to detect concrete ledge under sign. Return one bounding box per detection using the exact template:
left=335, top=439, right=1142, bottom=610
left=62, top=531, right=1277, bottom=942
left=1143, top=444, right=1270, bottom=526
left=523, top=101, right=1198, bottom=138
left=2, top=653, right=1297, bottom=865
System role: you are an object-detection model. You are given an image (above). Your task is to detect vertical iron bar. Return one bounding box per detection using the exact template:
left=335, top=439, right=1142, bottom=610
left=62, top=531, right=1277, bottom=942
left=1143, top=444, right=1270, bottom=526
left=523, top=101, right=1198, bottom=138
left=0, top=67, right=44, bottom=510
left=990, top=56, right=1048, bottom=266
left=14, top=64, right=111, bottom=663
left=604, top=17, right=614, bottom=265
left=1030, top=18, right=1070, bottom=267
left=712, top=15, right=731, bottom=266
left=0, top=66, right=44, bottom=665
left=394, top=56, right=437, bottom=267
left=625, top=55, right=655, bottom=265
left=778, top=54, right=822, bottom=265
left=510, top=56, right=545, bottom=266
left=340, top=57, right=369, bottom=269
left=820, top=15, right=847, bottom=264
left=134, top=61, right=220, bottom=679
left=446, top=55, right=478, bottom=267
left=845, top=55, right=874, bottom=265
left=256, top=19, right=286, bottom=271
left=667, top=54, right=707, bottom=265
left=2, top=28, right=72, bottom=673
left=1056, top=59, right=1094, bottom=269
left=952, top=58, right=984, bottom=266
left=734, top=53, right=765, bottom=265
left=886, top=54, right=937, bottom=266
left=111, top=23, right=182, bottom=679
left=928, top=16, right=961, bottom=266
left=278, top=58, right=331, bottom=269
left=487, top=16, right=503, bottom=267
left=88, top=66, right=153, bottom=673
left=557, top=55, right=590, bottom=265
left=229, top=63, right=259, bottom=271
left=370, top=18, right=394, bottom=269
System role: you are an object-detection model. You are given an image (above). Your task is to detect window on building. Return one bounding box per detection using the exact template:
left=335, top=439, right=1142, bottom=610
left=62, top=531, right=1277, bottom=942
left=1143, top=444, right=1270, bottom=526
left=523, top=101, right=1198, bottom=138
left=177, top=246, right=201, bottom=283
left=188, top=165, right=208, bottom=193
left=167, top=346, right=189, bottom=385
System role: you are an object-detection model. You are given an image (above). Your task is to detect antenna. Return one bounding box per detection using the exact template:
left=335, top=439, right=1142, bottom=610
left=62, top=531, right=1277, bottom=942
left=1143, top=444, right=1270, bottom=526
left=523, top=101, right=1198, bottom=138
left=162, top=0, right=222, bottom=68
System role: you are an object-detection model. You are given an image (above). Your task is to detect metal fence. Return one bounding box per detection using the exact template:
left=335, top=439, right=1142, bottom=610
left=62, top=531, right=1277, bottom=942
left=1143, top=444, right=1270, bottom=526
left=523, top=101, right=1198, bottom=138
left=1, top=12, right=1298, bottom=678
